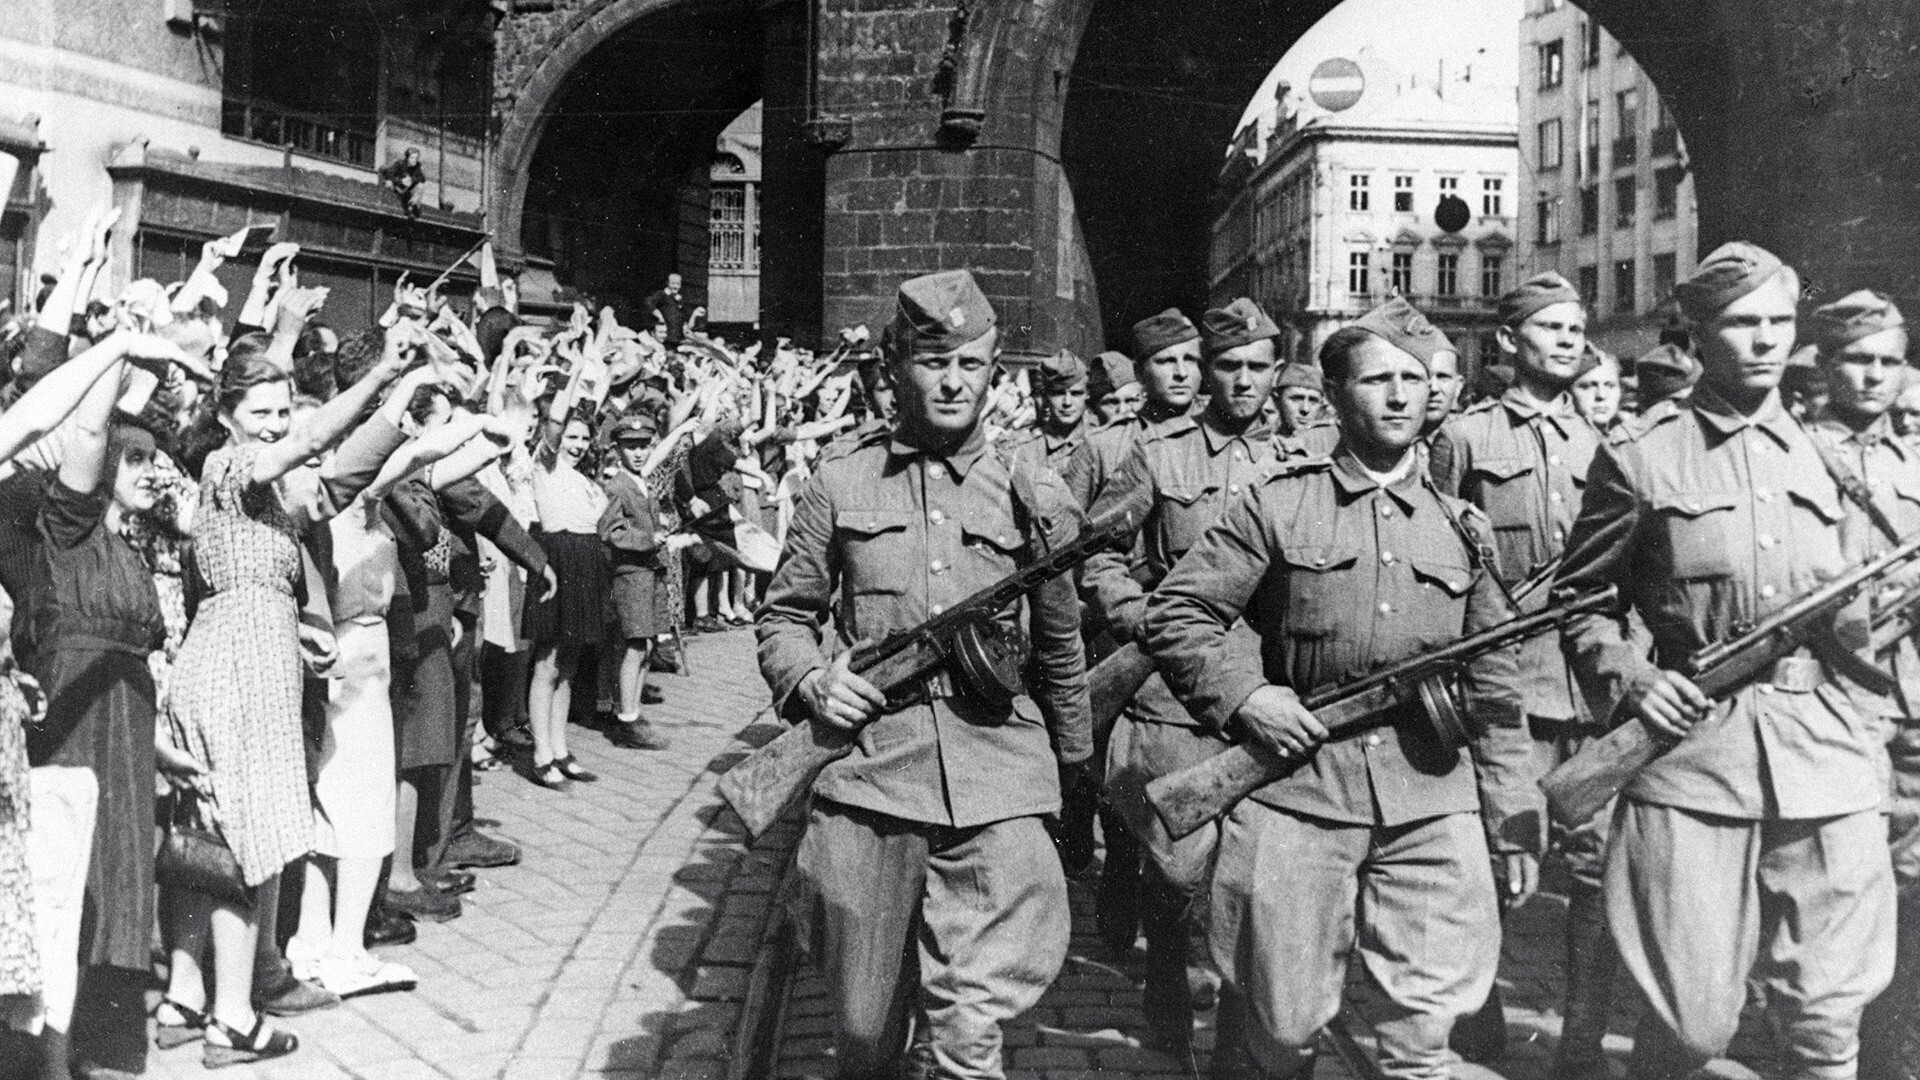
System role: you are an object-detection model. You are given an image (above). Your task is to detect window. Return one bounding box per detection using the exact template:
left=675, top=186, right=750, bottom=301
left=220, top=5, right=381, bottom=166
left=1615, top=177, right=1637, bottom=228
left=1348, top=251, right=1372, bottom=295
left=1439, top=176, right=1460, bottom=197
left=1583, top=105, right=1601, bottom=174
left=1437, top=253, right=1460, bottom=296
left=1391, top=252, right=1414, bottom=294
left=1653, top=252, right=1678, bottom=301
left=1481, top=255, right=1504, bottom=298
left=1349, top=174, right=1371, bottom=211
left=1537, top=119, right=1563, bottom=170
left=1655, top=166, right=1682, bottom=219
left=1535, top=195, right=1561, bottom=245
left=1614, top=259, right=1636, bottom=313
left=1394, top=175, right=1414, bottom=212
left=1482, top=177, right=1504, bottom=217
left=1580, top=186, right=1599, bottom=235
left=1582, top=19, right=1602, bottom=66
left=1616, top=88, right=1641, bottom=142
left=709, top=185, right=758, bottom=270
left=1577, top=265, right=1599, bottom=306
left=1539, top=39, right=1564, bottom=89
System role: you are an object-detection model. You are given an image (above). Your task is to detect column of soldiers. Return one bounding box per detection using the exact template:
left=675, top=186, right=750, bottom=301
left=757, top=240, right=1920, bottom=1080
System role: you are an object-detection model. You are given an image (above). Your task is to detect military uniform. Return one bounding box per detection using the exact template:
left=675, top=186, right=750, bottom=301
left=1143, top=446, right=1524, bottom=1079
left=757, top=271, right=1092, bottom=1080
left=1555, top=244, right=1896, bottom=1079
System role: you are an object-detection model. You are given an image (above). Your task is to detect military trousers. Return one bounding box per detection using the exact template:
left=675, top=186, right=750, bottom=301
left=1210, top=801, right=1500, bottom=1080
left=794, top=798, right=1069, bottom=1080
left=1105, top=713, right=1224, bottom=895
left=1606, top=800, right=1896, bottom=1080
left=1529, top=722, right=1613, bottom=887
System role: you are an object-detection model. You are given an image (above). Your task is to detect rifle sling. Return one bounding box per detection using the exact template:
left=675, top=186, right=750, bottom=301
left=1420, top=472, right=1521, bottom=613
left=1803, top=424, right=1904, bottom=545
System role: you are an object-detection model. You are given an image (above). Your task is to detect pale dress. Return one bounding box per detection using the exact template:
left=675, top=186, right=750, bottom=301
left=167, top=443, right=309, bottom=888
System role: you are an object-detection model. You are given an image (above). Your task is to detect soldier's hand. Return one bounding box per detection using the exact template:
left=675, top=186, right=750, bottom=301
left=1235, top=685, right=1327, bottom=761
left=1496, top=852, right=1539, bottom=910
left=802, top=651, right=886, bottom=731
left=1627, top=669, right=1710, bottom=740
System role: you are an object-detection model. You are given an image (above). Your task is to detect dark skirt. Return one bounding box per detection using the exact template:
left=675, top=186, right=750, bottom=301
left=524, top=530, right=610, bottom=649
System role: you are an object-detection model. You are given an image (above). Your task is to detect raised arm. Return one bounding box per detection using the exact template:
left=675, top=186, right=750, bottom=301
left=54, top=351, right=127, bottom=499
left=247, top=322, right=418, bottom=484
left=0, top=334, right=173, bottom=467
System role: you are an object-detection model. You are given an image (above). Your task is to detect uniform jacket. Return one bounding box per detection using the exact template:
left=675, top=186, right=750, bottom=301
left=1001, top=419, right=1085, bottom=480
left=1064, top=404, right=1183, bottom=510
left=1141, top=449, right=1538, bottom=842
left=1555, top=388, right=1885, bottom=821
left=599, top=470, right=664, bottom=575
left=1082, top=413, right=1278, bottom=731
left=756, top=423, right=1093, bottom=829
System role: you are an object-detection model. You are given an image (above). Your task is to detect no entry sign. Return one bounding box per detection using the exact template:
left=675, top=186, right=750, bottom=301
left=1309, top=57, right=1366, bottom=112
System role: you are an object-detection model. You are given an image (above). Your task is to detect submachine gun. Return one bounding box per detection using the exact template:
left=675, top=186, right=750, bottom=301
left=1543, top=529, right=1920, bottom=828
left=718, top=503, right=1142, bottom=838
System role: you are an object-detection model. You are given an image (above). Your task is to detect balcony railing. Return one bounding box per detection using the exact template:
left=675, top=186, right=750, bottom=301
left=1612, top=135, right=1638, bottom=167
left=1651, top=126, right=1680, bottom=157
left=221, top=99, right=376, bottom=169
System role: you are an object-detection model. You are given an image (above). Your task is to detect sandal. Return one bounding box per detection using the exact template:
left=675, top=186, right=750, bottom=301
left=555, top=755, right=599, bottom=783
left=154, top=998, right=208, bottom=1049
left=203, top=1014, right=298, bottom=1068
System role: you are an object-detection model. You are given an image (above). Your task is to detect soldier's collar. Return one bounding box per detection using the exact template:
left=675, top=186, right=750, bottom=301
left=1043, top=419, right=1085, bottom=451
left=1328, top=444, right=1421, bottom=512
left=1690, top=385, right=1794, bottom=448
left=1500, top=385, right=1578, bottom=433
left=1810, top=407, right=1907, bottom=458
left=1198, top=412, right=1273, bottom=456
left=888, top=422, right=990, bottom=478
left=1140, top=399, right=1186, bottom=425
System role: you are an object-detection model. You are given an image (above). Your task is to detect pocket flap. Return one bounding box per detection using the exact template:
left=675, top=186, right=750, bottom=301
left=1161, top=484, right=1217, bottom=506
left=1650, top=490, right=1739, bottom=517
left=1788, top=483, right=1846, bottom=524
left=837, top=509, right=916, bottom=536
left=960, top=521, right=1025, bottom=554
left=1283, top=544, right=1360, bottom=573
left=1470, top=458, right=1534, bottom=481
left=1410, top=558, right=1474, bottom=597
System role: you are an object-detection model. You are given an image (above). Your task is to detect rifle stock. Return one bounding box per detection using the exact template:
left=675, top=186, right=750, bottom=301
left=1089, top=642, right=1156, bottom=741
left=717, top=502, right=1140, bottom=838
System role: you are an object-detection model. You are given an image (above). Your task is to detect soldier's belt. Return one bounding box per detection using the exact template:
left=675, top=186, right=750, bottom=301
left=1762, top=656, right=1825, bottom=693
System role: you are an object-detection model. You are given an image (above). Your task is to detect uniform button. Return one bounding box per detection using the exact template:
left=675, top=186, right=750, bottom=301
left=1378, top=602, right=1392, bottom=616
left=929, top=559, right=945, bottom=573
left=1759, top=534, right=1775, bottom=549
left=1549, top=454, right=1562, bottom=467
left=1379, top=503, right=1393, bottom=518
left=1760, top=584, right=1777, bottom=599
left=1685, top=501, right=1702, bottom=513
left=1554, top=528, right=1566, bottom=544
left=1758, top=683, right=1775, bottom=695
left=930, top=604, right=944, bottom=615
left=1756, top=487, right=1772, bottom=502
left=1314, top=556, right=1328, bottom=567
left=1233, top=448, right=1245, bottom=461
left=929, top=509, right=945, bottom=524
left=866, top=520, right=879, bottom=530
left=1229, top=484, right=1241, bottom=495
left=1365, top=733, right=1383, bottom=747
left=996, top=534, right=1010, bottom=546
left=1380, top=551, right=1395, bottom=565
left=1549, top=490, right=1563, bottom=503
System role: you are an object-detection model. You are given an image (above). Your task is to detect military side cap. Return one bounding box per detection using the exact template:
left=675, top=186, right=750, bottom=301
left=1808, top=289, right=1906, bottom=352
left=1276, top=363, right=1323, bottom=392
left=609, top=412, right=659, bottom=443
left=1499, top=271, right=1583, bottom=326
left=1352, top=296, right=1453, bottom=370
left=1131, top=308, right=1199, bottom=361
left=1088, top=351, right=1136, bottom=399
left=889, top=269, right=996, bottom=354
left=1675, top=241, right=1797, bottom=322
left=1634, top=342, right=1698, bottom=382
left=1035, top=349, right=1089, bottom=392
left=1576, top=342, right=1612, bottom=378
left=1201, top=298, right=1280, bottom=357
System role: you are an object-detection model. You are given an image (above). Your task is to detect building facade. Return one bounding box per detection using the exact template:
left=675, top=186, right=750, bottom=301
left=1212, top=61, right=1519, bottom=374
left=1516, top=0, right=1697, bottom=358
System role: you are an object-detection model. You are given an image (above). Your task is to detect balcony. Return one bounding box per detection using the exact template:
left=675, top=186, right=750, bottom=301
left=1416, top=293, right=1496, bottom=313
left=221, top=98, right=376, bottom=170
left=1651, top=126, right=1680, bottom=157
left=1612, top=135, right=1638, bottom=168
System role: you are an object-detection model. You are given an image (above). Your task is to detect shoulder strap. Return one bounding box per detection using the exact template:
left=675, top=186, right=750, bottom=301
left=1801, top=421, right=1903, bottom=544
left=1420, top=471, right=1521, bottom=612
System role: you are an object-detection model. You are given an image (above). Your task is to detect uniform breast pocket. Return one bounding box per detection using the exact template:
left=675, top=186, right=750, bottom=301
left=957, top=519, right=1024, bottom=583
left=1282, top=544, right=1361, bottom=637
left=1160, top=484, right=1221, bottom=556
left=1652, top=491, right=1739, bottom=580
left=835, top=509, right=917, bottom=596
left=1786, top=482, right=1847, bottom=579
left=1467, top=459, right=1540, bottom=577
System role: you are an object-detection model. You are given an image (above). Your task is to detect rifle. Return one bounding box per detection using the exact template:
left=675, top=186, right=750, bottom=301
left=1144, top=588, right=1616, bottom=840
left=1541, top=530, right=1920, bottom=828
left=717, top=503, right=1142, bottom=838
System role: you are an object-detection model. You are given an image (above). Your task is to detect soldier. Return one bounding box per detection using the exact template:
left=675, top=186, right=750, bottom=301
left=1571, top=345, right=1625, bottom=436
left=1799, top=291, right=1920, bottom=1079
left=1429, top=270, right=1603, bottom=1074
left=1632, top=342, right=1697, bottom=413
left=1142, top=300, right=1527, bottom=1080
left=1422, top=341, right=1464, bottom=439
left=756, top=270, right=1093, bottom=1080
left=1089, top=350, right=1142, bottom=425
left=1002, top=350, right=1089, bottom=477
left=1273, top=363, right=1325, bottom=435
left=1064, top=308, right=1202, bottom=511
left=1080, top=297, right=1283, bottom=1057
left=1555, top=243, right=1896, bottom=1080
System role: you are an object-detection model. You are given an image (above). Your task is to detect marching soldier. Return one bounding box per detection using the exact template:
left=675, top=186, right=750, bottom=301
left=1090, top=350, right=1143, bottom=425
left=1141, top=300, right=1527, bottom=1079
left=1799, top=291, right=1920, bottom=1079
left=1002, top=350, right=1090, bottom=477
left=1428, top=271, right=1603, bottom=1074
left=757, top=269, right=1093, bottom=1079
left=1080, top=298, right=1283, bottom=1058
left=1065, top=308, right=1203, bottom=511
left=1272, top=363, right=1337, bottom=461
left=1555, top=243, right=1896, bottom=1080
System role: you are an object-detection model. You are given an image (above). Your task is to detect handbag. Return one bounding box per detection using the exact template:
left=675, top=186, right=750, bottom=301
left=155, top=790, right=250, bottom=906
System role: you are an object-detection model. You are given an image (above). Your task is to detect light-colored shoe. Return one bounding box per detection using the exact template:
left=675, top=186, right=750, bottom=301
left=315, top=949, right=418, bottom=999
left=284, top=936, right=327, bottom=983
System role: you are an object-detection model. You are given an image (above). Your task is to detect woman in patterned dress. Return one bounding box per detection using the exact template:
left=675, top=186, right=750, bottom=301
left=160, top=337, right=415, bottom=1067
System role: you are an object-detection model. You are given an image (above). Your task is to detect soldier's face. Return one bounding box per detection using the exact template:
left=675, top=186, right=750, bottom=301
left=1204, top=340, right=1279, bottom=425
left=894, top=329, right=998, bottom=441
left=1425, top=351, right=1462, bottom=426
left=1892, top=382, right=1920, bottom=437
left=1332, top=338, right=1429, bottom=457
left=1277, top=386, right=1322, bottom=432
left=1695, top=276, right=1798, bottom=395
left=1501, top=302, right=1587, bottom=387
left=1825, top=327, right=1911, bottom=422
left=1140, top=340, right=1201, bottom=409
left=1103, top=382, right=1144, bottom=421
left=1572, top=357, right=1623, bottom=427
left=1041, top=381, right=1088, bottom=427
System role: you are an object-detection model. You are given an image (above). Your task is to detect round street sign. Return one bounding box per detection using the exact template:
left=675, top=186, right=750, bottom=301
left=1309, top=58, right=1366, bottom=112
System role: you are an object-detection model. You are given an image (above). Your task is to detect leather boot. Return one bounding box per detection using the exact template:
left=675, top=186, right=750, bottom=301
left=1208, top=986, right=1313, bottom=1080
left=1141, top=869, right=1194, bottom=1057
left=36, top=1027, right=71, bottom=1080
left=1449, top=981, right=1507, bottom=1063
left=1097, top=814, right=1142, bottom=955
left=1552, top=881, right=1620, bottom=1079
